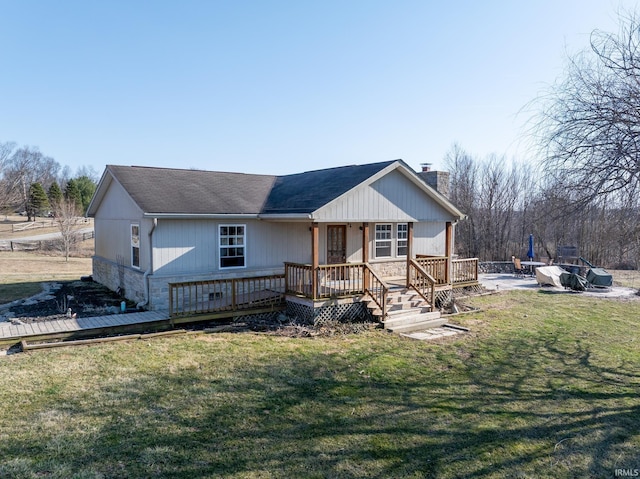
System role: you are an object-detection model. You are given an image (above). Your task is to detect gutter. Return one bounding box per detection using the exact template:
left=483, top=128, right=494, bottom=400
left=142, top=213, right=260, bottom=219
left=137, top=217, right=157, bottom=309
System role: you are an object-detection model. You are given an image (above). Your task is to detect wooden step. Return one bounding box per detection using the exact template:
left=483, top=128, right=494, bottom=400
left=385, top=315, right=447, bottom=333
left=384, top=308, right=440, bottom=324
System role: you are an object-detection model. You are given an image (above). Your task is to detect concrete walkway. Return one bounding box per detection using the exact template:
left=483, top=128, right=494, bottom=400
left=479, top=273, right=639, bottom=299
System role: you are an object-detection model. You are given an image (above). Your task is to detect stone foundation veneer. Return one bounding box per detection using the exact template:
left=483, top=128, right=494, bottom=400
left=368, top=260, right=406, bottom=278
left=92, top=256, right=285, bottom=311
left=92, top=256, right=146, bottom=305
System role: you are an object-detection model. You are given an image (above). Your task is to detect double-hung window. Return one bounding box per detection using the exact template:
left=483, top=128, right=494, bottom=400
left=219, top=225, right=245, bottom=268
left=131, top=224, right=140, bottom=269
left=397, top=223, right=408, bottom=257
left=375, top=224, right=392, bottom=258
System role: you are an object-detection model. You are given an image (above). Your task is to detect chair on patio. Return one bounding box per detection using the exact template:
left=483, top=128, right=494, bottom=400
left=512, top=256, right=525, bottom=278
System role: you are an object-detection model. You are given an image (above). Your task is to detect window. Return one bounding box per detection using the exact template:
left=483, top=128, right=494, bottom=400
left=375, top=224, right=392, bottom=258
left=397, top=223, right=408, bottom=256
left=131, top=224, right=140, bottom=269
left=219, top=225, right=245, bottom=268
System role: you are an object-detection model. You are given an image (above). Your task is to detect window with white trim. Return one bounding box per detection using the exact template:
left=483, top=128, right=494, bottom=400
left=375, top=224, right=392, bottom=258
left=397, top=223, right=408, bottom=256
left=219, top=225, right=245, bottom=268
left=131, top=224, right=140, bottom=269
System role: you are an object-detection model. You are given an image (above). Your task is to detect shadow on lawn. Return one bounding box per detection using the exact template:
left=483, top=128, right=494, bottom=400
left=1, top=334, right=640, bottom=478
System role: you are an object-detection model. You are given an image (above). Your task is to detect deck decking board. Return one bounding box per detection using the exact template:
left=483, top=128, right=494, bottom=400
left=1, top=310, right=171, bottom=345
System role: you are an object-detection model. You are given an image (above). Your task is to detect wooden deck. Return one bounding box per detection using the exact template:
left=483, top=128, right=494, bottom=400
left=0, top=310, right=170, bottom=347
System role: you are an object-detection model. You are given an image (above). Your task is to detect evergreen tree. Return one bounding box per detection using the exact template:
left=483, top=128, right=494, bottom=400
left=74, top=175, right=97, bottom=214
left=28, top=182, right=50, bottom=219
left=47, top=182, right=63, bottom=211
left=64, top=179, right=82, bottom=212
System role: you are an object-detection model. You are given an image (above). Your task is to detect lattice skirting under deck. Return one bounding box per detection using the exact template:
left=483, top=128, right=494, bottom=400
left=286, top=300, right=373, bottom=325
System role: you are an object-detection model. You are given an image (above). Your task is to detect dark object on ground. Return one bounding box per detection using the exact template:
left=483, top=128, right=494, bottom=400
left=586, top=268, right=613, bottom=287
left=560, top=272, right=589, bottom=291
left=579, top=257, right=613, bottom=287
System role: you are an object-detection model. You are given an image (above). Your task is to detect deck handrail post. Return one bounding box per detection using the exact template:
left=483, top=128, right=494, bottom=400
left=231, top=278, right=237, bottom=310
left=363, top=263, right=370, bottom=291
left=311, top=222, right=319, bottom=299
left=406, top=222, right=414, bottom=288
left=445, top=221, right=452, bottom=284
left=284, top=263, right=289, bottom=294
left=168, top=284, right=174, bottom=317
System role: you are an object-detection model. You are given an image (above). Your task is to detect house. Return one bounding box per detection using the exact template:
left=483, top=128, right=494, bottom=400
left=86, top=159, right=477, bottom=323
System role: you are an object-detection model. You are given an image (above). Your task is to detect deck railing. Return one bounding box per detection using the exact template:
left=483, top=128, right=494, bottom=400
left=363, top=264, right=389, bottom=318
left=285, top=262, right=366, bottom=299
left=284, top=263, right=315, bottom=297
left=169, top=274, right=285, bottom=317
left=416, top=255, right=479, bottom=285
left=452, top=257, right=479, bottom=285
left=407, top=259, right=436, bottom=307
left=285, top=262, right=390, bottom=317
left=415, top=256, right=449, bottom=284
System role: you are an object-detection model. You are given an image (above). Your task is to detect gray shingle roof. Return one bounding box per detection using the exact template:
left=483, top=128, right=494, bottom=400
left=108, top=165, right=277, bottom=215
left=104, top=161, right=397, bottom=216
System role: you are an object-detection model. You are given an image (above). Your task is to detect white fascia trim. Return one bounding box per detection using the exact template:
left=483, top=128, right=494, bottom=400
left=257, top=213, right=312, bottom=221
left=142, top=213, right=260, bottom=219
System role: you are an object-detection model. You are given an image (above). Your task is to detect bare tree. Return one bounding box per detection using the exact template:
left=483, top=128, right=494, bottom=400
left=0, top=141, right=18, bottom=216
left=3, top=146, right=60, bottom=220
left=53, top=198, right=83, bottom=261
left=444, top=143, right=479, bottom=258
left=533, top=9, right=640, bottom=207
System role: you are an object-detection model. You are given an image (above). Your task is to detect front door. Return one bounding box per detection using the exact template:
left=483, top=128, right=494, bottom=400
left=327, top=225, right=346, bottom=264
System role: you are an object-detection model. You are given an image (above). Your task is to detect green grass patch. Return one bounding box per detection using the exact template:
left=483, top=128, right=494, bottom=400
left=1, top=290, right=639, bottom=478
left=0, top=281, right=43, bottom=304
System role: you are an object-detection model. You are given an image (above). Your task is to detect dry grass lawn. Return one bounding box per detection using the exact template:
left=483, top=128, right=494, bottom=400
left=611, top=269, right=640, bottom=288
left=0, top=291, right=639, bottom=478
left=0, top=252, right=92, bottom=282
left=0, top=252, right=93, bottom=303
left=0, top=216, right=94, bottom=304
left=0, top=215, right=60, bottom=239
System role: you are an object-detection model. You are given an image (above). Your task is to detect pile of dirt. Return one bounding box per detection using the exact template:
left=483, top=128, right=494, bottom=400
left=4, top=280, right=137, bottom=323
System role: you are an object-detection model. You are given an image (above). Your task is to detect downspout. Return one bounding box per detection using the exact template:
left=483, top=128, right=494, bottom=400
left=137, top=217, right=157, bottom=309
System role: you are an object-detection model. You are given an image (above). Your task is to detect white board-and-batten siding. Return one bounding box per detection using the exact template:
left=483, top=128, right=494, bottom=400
left=313, top=169, right=453, bottom=222
left=92, top=179, right=150, bottom=270
left=152, top=219, right=310, bottom=275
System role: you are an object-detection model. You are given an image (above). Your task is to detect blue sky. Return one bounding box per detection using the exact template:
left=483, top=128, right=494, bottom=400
left=0, top=0, right=636, bottom=176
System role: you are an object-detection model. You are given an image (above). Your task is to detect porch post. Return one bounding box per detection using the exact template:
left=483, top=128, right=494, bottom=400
left=362, top=222, right=369, bottom=263
left=311, top=222, right=319, bottom=299
left=445, top=221, right=452, bottom=284
left=362, top=222, right=369, bottom=290
left=406, top=222, right=414, bottom=287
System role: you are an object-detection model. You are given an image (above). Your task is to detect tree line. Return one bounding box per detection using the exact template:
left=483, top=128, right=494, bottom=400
left=0, top=141, right=97, bottom=221
left=446, top=144, right=639, bottom=269
left=447, top=10, right=640, bottom=270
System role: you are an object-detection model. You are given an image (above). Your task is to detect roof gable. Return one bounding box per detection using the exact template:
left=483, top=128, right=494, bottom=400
left=312, top=161, right=464, bottom=221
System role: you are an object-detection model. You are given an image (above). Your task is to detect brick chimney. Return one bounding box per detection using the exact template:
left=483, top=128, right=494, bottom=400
left=417, top=163, right=450, bottom=198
